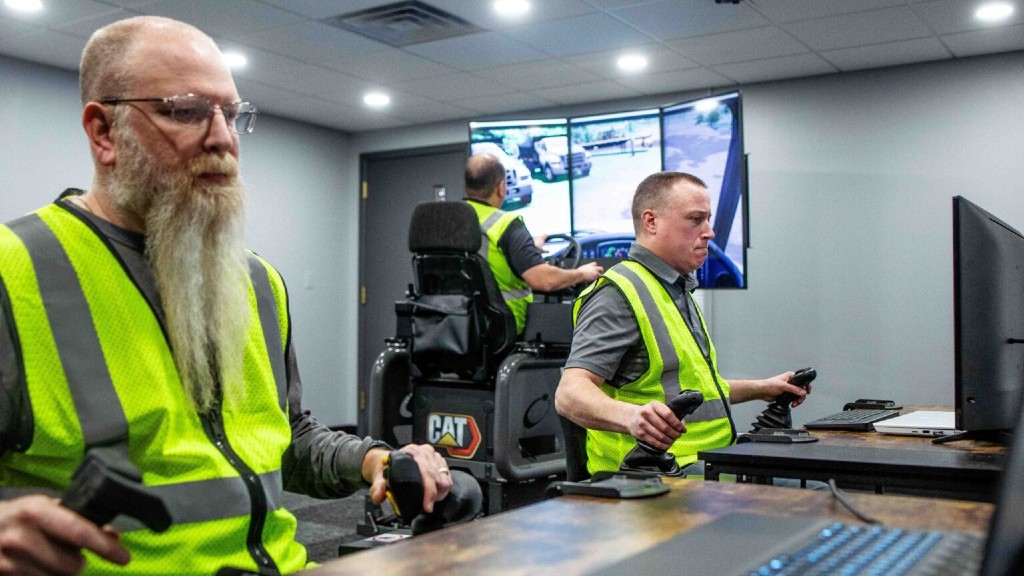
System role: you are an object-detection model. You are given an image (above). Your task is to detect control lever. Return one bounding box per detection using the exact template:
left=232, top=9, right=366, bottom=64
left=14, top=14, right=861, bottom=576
left=620, top=390, right=704, bottom=477
left=749, top=367, right=817, bottom=432
left=383, top=451, right=482, bottom=536
left=60, top=447, right=171, bottom=533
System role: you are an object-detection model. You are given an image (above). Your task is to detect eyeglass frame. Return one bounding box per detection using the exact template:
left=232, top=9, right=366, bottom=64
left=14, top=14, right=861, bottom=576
left=99, top=93, right=258, bottom=135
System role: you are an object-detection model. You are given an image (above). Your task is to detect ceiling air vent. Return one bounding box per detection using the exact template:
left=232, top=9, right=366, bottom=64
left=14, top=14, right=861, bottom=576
left=323, top=1, right=482, bottom=48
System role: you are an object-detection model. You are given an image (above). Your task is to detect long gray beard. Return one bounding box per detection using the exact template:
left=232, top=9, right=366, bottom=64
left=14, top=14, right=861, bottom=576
left=108, top=129, right=250, bottom=413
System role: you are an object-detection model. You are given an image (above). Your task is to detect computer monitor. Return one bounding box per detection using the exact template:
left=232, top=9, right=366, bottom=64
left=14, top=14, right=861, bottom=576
left=942, top=196, right=1024, bottom=444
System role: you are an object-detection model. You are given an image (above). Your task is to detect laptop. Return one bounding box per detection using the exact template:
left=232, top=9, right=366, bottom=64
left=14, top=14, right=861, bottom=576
left=872, top=410, right=963, bottom=437
left=587, top=406, right=1024, bottom=576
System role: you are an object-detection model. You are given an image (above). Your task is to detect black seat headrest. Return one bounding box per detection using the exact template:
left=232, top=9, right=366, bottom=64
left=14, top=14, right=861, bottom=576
left=408, top=201, right=481, bottom=253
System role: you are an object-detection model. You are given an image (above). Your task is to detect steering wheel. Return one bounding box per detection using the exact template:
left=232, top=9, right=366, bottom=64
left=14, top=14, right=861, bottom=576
left=543, top=234, right=581, bottom=270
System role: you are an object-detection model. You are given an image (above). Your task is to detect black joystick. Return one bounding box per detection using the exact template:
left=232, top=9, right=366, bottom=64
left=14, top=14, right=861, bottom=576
left=60, top=447, right=171, bottom=533
left=383, top=451, right=482, bottom=536
left=620, top=390, right=704, bottom=477
left=749, top=367, right=816, bottom=432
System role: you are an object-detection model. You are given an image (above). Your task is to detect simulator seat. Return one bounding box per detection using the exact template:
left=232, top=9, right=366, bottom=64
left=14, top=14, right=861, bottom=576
left=366, top=201, right=570, bottom=516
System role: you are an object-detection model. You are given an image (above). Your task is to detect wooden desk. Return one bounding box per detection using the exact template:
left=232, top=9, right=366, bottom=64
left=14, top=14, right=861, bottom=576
left=301, top=480, right=992, bottom=576
left=701, top=409, right=1006, bottom=502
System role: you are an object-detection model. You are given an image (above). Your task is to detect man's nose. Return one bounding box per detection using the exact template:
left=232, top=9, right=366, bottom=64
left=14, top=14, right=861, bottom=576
left=203, top=108, right=235, bottom=154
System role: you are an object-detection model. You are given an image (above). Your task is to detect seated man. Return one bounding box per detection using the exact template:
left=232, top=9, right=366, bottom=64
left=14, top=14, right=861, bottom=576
left=0, top=16, right=452, bottom=575
left=555, top=172, right=811, bottom=474
left=464, top=154, right=604, bottom=334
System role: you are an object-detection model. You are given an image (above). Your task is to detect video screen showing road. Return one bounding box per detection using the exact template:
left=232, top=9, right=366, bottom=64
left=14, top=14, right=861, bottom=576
left=570, top=109, right=661, bottom=243
left=469, top=119, right=572, bottom=237
left=662, top=92, right=746, bottom=288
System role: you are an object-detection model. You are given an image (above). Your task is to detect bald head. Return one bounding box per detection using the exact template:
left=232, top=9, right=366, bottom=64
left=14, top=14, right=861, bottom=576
left=465, top=154, right=506, bottom=203
left=80, top=16, right=223, bottom=104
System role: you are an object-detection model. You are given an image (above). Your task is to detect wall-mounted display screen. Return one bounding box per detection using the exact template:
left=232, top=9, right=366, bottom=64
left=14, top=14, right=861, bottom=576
left=662, top=91, right=746, bottom=288
left=569, top=109, right=660, bottom=259
left=468, top=119, right=572, bottom=236
left=466, top=91, right=748, bottom=289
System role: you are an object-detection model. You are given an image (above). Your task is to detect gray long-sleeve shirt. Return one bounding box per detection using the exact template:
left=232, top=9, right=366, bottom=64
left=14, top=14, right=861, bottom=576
left=0, top=190, right=374, bottom=499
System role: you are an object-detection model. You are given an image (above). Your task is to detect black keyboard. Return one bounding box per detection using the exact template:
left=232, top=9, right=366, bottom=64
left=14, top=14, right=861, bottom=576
left=749, top=521, right=984, bottom=576
left=804, top=409, right=901, bottom=431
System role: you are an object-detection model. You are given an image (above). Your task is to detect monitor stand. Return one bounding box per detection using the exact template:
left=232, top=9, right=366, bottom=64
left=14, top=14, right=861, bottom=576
left=932, top=429, right=1014, bottom=445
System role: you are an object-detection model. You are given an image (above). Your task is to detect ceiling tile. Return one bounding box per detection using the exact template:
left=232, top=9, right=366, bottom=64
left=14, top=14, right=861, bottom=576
left=941, top=24, right=1024, bottom=57
left=614, top=66, right=734, bottom=95
left=404, top=31, right=548, bottom=70
left=475, top=59, right=603, bottom=90
left=395, top=72, right=511, bottom=101
left=913, top=0, right=1024, bottom=35
left=223, top=20, right=384, bottom=62
left=141, top=0, right=304, bottom=36
left=749, top=0, right=910, bottom=24
left=566, top=44, right=699, bottom=77
left=504, top=12, right=653, bottom=56
left=669, top=25, right=809, bottom=66
left=585, top=0, right=663, bottom=8
left=52, top=9, right=140, bottom=39
left=609, top=0, right=769, bottom=41
left=272, top=93, right=405, bottom=132
left=784, top=6, right=934, bottom=51
left=712, top=53, right=837, bottom=84
left=0, top=0, right=122, bottom=29
left=532, top=79, right=642, bottom=105
left=451, top=91, right=560, bottom=116
left=255, top=0, right=385, bottom=20
left=0, top=15, right=41, bottom=40
left=320, top=49, right=457, bottom=83
left=0, top=29, right=85, bottom=71
left=820, top=37, right=951, bottom=71
left=233, top=77, right=305, bottom=108
left=382, top=92, right=477, bottom=124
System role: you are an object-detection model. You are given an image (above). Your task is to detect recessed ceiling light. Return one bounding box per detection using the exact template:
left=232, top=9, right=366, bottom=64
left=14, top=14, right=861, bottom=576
left=4, top=0, right=43, bottom=13
left=975, top=2, right=1014, bottom=22
left=364, top=92, right=391, bottom=108
left=222, top=51, right=247, bottom=69
left=494, top=0, right=530, bottom=17
left=617, top=54, right=648, bottom=72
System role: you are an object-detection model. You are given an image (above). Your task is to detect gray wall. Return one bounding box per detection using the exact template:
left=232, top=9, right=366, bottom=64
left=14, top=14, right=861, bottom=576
left=0, top=55, right=356, bottom=427
left=4, top=50, right=1023, bottom=429
left=353, top=51, right=1024, bottom=428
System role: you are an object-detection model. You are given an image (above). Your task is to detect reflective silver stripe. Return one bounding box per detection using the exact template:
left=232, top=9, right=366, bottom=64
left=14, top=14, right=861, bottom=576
left=478, top=211, right=503, bottom=262
left=501, top=287, right=531, bottom=301
left=613, top=265, right=682, bottom=399
left=248, top=254, right=286, bottom=411
left=112, top=470, right=283, bottom=531
left=687, top=398, right=728, bottom=423
left=8, top=214, right=129, bottom=449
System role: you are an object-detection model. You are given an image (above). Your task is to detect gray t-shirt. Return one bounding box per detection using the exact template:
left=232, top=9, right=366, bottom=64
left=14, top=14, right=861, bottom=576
left=0, top=190, right=374, bottom=498
left=564, top=244, right=709, bottom=388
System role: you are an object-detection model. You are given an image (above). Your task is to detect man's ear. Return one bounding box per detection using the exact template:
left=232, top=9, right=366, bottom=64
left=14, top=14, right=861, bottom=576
left=640, top=208, right=658, bottom=235
left=83, top=102, right=117, bottom=166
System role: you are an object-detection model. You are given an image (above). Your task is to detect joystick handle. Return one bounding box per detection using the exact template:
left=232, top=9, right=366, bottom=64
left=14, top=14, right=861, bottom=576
left=60, top=447, right=171, bottom=533
left=635, top=390, right=705, bottom=453
left=383, top=451, right=482, bottom=536
left=749, top=367, right=817, bottom=432
left=620, top=390, right=704, bottom=477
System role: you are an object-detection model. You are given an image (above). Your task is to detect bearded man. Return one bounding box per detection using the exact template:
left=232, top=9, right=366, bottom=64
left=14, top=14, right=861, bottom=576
left=0, top=16, right=454, bottom=576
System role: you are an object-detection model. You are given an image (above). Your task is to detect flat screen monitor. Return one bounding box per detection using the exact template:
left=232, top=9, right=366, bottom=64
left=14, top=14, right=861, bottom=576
left=661, top=91, right=747, bottom=288
left=468, top=119, right=572, bottom=237
left=568, top=109, right=661, bottom=261
left=949, top=196, right=1024, bottom=443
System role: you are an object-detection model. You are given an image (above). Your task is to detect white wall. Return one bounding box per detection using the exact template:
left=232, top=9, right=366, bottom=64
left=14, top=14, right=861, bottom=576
left=0, top=55, right=356, bottom=427
left=352, top=50, right=1024, bottom=428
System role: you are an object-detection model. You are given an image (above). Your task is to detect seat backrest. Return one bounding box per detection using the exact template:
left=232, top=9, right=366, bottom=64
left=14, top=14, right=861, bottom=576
left=403, top=201, right=516, bottom=382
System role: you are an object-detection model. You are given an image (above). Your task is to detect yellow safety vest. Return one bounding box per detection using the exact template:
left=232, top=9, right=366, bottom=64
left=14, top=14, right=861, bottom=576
left=573, top=261, right=735, bottom=474
left=467, top=201, right=532, bottom=334
left=0, top=203, right=305, bottom=575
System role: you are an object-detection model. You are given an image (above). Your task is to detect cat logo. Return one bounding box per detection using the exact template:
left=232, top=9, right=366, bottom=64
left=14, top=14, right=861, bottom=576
left=426, top=413, right=481, bottom=459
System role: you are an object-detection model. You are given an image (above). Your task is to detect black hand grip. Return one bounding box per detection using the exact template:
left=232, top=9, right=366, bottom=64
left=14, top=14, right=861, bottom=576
left=620, top=390, right=704, bottom=477
left=773, top=367, right=816, bottom=408
left=60, top=447, right=171, bottom=533
left=384, top=450, right=424, bottom=523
